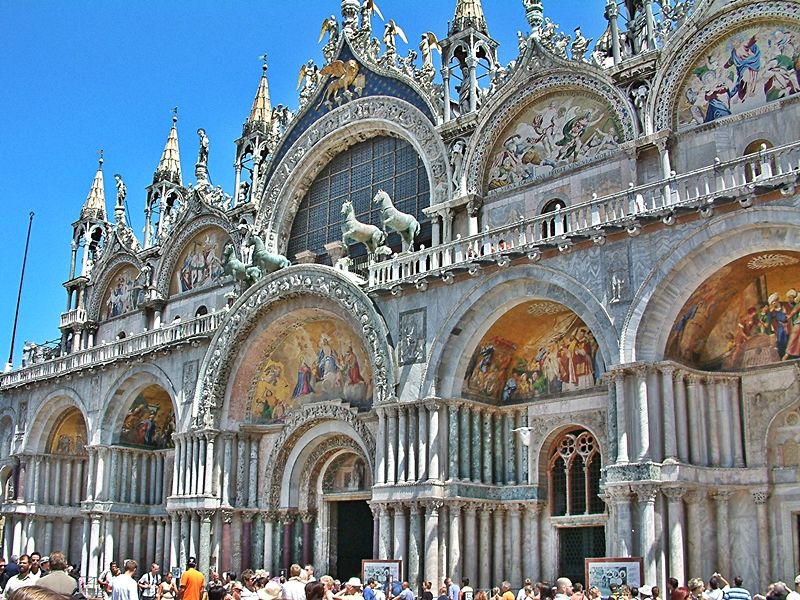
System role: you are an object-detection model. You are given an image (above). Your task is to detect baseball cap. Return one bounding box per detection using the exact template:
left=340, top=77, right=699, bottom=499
left=187, top=557, right=197, bottom=567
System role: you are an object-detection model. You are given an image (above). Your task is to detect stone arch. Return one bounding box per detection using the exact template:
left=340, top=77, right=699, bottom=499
left=463, top=68, right=636, bottom=196
left=253, top=96, right=450, bottom=253
left=87, top=254, right=143, bottom=321
left=98, top=364, right=179, bottom=445
left=298, top=436, right=369, bottom=514
left=263, top=403, right=375, bottom=510
left=0, top=412, right=15, bottom=458
left=622, top=206, right=800, bottom=363
left=194, top=265, right=396, bottom=422
left=24, top=388, right=89, bottom=453
left=651, top=1, right=800, bottom=132
left=154, top=214, right=235, bottom=297
left=423, top=264, right=617, bottom=400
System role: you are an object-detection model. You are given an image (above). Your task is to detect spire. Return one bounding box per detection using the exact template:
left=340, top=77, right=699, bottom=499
left=451, top=0, right=488, bottom=35
left=81, top=153, right=107, bottom=221
left=153, top=111, right=182, bottom=185
left=246, top=60, right=272, bottom=133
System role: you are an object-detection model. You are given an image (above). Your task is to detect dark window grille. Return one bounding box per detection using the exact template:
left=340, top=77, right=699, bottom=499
left=287, top=136, right=431, bottom=263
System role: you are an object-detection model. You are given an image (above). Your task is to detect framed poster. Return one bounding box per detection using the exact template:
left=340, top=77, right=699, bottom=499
left=362, top=559, right=402, bottom=590
left=585, top=557, right=644, bottom=598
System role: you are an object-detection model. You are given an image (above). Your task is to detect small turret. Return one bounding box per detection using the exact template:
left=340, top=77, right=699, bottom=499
left=144, top=112, right=184, bottom=248
left=234, top=60, right=274, bottom=207
left=80, top=155, right=107, bottom=222
left=440, top=0, right=499, bottom=120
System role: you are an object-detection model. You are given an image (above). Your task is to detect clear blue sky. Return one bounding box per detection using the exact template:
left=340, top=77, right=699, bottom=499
left=0, top=0, right=607, bottom=365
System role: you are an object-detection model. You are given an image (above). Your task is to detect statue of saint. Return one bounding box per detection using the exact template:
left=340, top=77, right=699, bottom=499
left=197, top=128, right=209, bottom=166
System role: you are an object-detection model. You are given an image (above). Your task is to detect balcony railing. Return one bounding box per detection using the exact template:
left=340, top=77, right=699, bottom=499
left=0, top=311, right=225, bottom=389
left=60, top=308, right=87, bottom=329
left=368, top=141, right=800, bottom=289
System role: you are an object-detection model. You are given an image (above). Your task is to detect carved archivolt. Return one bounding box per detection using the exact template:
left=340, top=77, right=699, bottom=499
left=264, top=403, right=375, bottom=510
left=465, top=71, right=637, bottom=196
left=154, top=214, right=236, bottom=298
left=297, top=435, right=367, bottom=513
left=87, top=254, right=143, bottom=321
left=253, top=96, right=450, bottom=253
left=652, top=1, right=800, bottom=132
left=194, top=265, right=396, bottom=417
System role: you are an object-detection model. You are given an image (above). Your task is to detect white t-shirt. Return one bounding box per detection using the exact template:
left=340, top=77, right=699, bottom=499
left=3, top=573, right=37, bottom=600
left=113, top=573, right=141, bottom=600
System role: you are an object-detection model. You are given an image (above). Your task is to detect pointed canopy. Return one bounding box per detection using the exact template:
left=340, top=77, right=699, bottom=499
left=247, top=63, right=272, bottom=132
left=80, top=157, right=107, bottom=221
left=153, top=115, right=183, bottom=185
left=451, top=0, right=488, bottom=34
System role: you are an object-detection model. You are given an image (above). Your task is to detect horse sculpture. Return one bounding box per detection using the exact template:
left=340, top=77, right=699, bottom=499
left=373, top=189, right=420, bottom=252
left=341, top=200, right=386, bottom=254
left=247, top=233, right=291, bottom=274
left=222, top=243, right=261, bottom=290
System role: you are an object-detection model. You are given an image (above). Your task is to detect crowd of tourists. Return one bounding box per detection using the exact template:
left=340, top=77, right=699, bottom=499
left=0, top=552, right=799, bottom=600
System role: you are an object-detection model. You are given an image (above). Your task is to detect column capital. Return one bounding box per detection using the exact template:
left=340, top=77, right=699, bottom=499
left=661, top=486, right=688, bottom=501
left=506, top=503, right=523, bottom=515
left=448, top=501, right=463, bottom=514
left=199, top=510, right=216, bottom=522
left=523, top=501, right=543, bottom=515
left=423, top=500, right=443, bottom=515
left=683, top=488, right=706, bottom=504
left=751, top=488, right=769, bottom=505
left=710, top=490, right=733, bottom=503
left=300, top=512, right=316, bottom=524
left=463, top=503, right=478, bottom=516
left=408, top=501, right=421, bottom=516
left=603, top=485, right=632, bottom=502
left=278, top=510, right=296, bottom=525
left=221, top=509, right=234, bottom=524
left=478, top=502, right=494, bottom=514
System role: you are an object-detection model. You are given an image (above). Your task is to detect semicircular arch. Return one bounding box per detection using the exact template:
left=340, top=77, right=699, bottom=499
left=623, top=206, right=800, bottom=364
left=253, top=96, right=450, bottom=253
left=24, top=387, right=89, bottom=453
left=423, top=264, right=617, bottom=400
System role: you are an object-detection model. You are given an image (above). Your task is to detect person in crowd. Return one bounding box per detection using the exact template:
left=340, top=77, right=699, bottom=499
left=339, top=578, right=365, bottom=600
left=438, top=587, right=450, bottom=600
left=708, top=576, right=730, bottom=600
left=179, top=558, right=205, bottom=600
left=555, top=579, right=574, bottom=600
left=2, top=555, right=36, bottom=600
left=421, top=582, right=433, bottom=600
left=284, top=564, right=307, bottom=600
left=688, top=579, right=708, bottom=600
left=208, top=583, right=227, bottom=600
left=113, top=560, right=140, bottom=600
left=446, top=579, right=460, bottom=600
left=571, top=584, right=586, bottom=600
left=27, top=555, right=42, bottom=582
left=7, top=586, right=72, bottom=600
left=725, top=577, right=751, bottom=600
left=157, top=571, right=178, bottom=600
left=305, top=567, right=316, bottom=584
left=588, top=588, right=601, bottom=600
left=786, top=576, right=800, bottom=600
left=38, top=551, right=76, bottom=596
left=239, top=570, right=258, bottom=600
left=139, top=563, right=162, bottom=600
left=392, top=582, right=413, bottom=600
left=38, top=558, right=49, bottom=577
left=320, top=576, right=335, bottom=600
left=99, top=562, right=121, bottom=600
left=306, top=582, right=326, bottom=600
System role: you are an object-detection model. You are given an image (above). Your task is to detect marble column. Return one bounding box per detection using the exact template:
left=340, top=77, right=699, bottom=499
left=492, top=507, right=504, bottom=585
left=84, top=453, right=95, bottom=502
left=393, top=504, right=408, bottom=568
left=471, top=407, right=481, bottom=482
left=172, top=440, right=181, bottom=496
left=263, top=512, right=275, bottom=574
left=712, top=491, right=732, bottom=576
left=408, top=405, right=418, bottom=482
left=674, top=372, right=690, bottom=462
left=387, top=408, right=397, bottom=484
left=132, top=518, right=143, bottom=568
left=613, top=371, right=629, bottom=463
left=636, top=485, right=658, bottom=584
left=478, top=505, right=492, bottom=590
left=612, top=488, right=633, bottom=556
left=205, top=433, right=216, bottom=496
left=155, top=518, right=165, bottom=568
left=508, top=504, right=522, bottom=586
left=504, top=413, right=514, bottom=485
left=460, top=405, right=471, bottom=480
left=220, top=510, right=233, bottom=573
left=661, top=366, right=678, bottom=461
left=418, top=405, right=428, bottom=482
left=44, top=519, right=54, bottom=555
left=248, top=437, right=259, bottom=507
left=253, top=512, right=265, bottom=569
left=280, top=513, right=293, bottom=570
left=109, top=450, right=120, bottom=501
left=398, top=407, right=408, bottom=483
left=408, top=503, right=422, bottom=591
left=89, top=514, right=101, bottom=580
left=428, top=405, right=440, bottom=481
left=482, top=411, right=492, bottom=484
left=448, top=502, right=462, bottom=583
left=236, top=436, right=247, bottom=506
left=60, top=518, right=72, bottom=559
left=493, top=413, right=504, bottom=484
left=707, top=379, right=722, bottom=466
left=448, top=404, right=459, bottom=482
left=729, top=380, right=745, bottom=467
left=169, top=513, right=179, bottom=569
left=424, top=502, right=441, bottom=588
left=662, top=487, right=686, bottom=584
left=686, top=377, right=703, bottom=465
left=635, top=368, right=651, bottom=461
left=522, top=503, right=541, bottom=582
left=751, top=489, right=770, bottom=591
left=684, top=489, right=704, bottom=578
left=378, top=504, right=392, bottom=560
left=222, top=434, right=234, bottom=505
left=376, top=409, right=387, bottom=485
left=199, top=511, right=213, bottom=576
left=717, top=380, right=734, bottom=467
left=180, top=511, right=190, bottom=566
left=463, top=504, right=478, bottom=585
left=120, top=450, right=131, bottom=502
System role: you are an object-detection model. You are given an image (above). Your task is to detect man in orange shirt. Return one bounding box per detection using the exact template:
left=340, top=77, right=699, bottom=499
left=179, top=558, right=206, bottom=600
left=501, top=582, right=515, bottom=600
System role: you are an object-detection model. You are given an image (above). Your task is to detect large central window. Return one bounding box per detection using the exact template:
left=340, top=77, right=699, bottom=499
left=288, top=136, right=430, bottom=262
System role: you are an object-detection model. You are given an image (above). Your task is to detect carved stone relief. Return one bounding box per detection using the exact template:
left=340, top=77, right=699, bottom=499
left=399, top=308, right=426, bottom=366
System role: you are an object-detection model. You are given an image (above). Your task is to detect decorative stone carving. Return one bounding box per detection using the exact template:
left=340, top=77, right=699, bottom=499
left=398, top=308, right=426, bottom=366
left=297, top=435, right=366, bottom=512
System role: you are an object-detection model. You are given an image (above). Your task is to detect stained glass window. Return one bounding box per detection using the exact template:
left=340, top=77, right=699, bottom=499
left=287, top=136, right=431, bottom=263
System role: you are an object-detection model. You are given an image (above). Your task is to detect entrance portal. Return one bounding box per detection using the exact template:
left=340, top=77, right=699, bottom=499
left=334, top=500, right=374, bottom=579
left=558, top=526, right=606, bottom=584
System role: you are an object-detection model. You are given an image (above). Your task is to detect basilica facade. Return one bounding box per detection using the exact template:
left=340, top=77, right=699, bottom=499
left=1, top=0, right=800, bottom=594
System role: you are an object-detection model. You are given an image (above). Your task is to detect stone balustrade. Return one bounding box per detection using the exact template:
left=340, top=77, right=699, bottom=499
left=368, top=140, right=800, bottom=288
left=0, top=311, right=225, bottom=389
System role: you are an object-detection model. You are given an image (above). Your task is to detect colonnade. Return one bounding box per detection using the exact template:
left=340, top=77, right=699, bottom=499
left=3, top=514, right=76, bottom=559
left=15, top=454, right=87, bottom=506
left=85, top=446, right=171, bottom=505
left=375, top=401, right=529, bottom=486
left=609, top=364, right=745, bottom=467
left=370, top=501, right=544, bottom=592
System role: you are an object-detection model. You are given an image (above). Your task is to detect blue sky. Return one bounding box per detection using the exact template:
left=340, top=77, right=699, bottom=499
left=0, top=0, right=608, bottom=365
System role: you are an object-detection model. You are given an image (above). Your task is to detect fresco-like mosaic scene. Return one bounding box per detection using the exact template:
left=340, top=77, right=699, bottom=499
left=119, top=385, right=175, bottom=449
left=463, top=300, right=604, bottom=403
left=170, top=228, right=227, bottom=295
left=49, top=408, right=87, bottom=455
left=102, top=265, right=144, bottom=319
left=250, top=318, right=372, bottom=423
left=677, top=23, right=800, bottom=129
left=486, top=92, right=622, bottom=192
left=667, top=252, right=800, bottom=370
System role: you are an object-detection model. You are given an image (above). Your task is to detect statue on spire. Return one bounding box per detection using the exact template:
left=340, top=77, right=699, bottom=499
left=114, top=174, right=127, bottom=224
left=197, top=128, right=209, bottom=167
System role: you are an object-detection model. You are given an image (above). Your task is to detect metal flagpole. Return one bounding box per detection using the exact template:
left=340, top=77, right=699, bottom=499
left=6, top=211, right=35, bottom=372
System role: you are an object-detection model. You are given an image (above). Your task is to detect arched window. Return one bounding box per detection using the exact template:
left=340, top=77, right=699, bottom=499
left=744, top=139, right=775, bottom=182
left=549, top=429, right=603, bottom=516
left=116, top=331, right=126, bottom=340
left=195, top=305, right=208, bottom=317
left=541, top=199, right=568, bottom=239
left=287, top=136, right=430, bottom=264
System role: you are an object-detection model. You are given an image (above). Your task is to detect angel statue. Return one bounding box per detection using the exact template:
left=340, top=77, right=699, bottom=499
left=354, top=0, right=383, bottom=52
left=319, top=15, right=340, bottom=64
left=570, top=27, right=592, bottom=61
left=419, top=32, right=441, bottom=71
left=382, top=19, right=408, bottom=66
left=297, top=60, right=321, bottom=108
